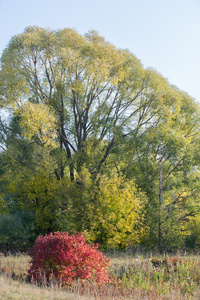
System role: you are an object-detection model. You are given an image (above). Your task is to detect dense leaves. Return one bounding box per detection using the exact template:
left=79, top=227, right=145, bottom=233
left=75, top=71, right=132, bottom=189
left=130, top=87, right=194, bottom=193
left=28, top=232, right=110, bottom=284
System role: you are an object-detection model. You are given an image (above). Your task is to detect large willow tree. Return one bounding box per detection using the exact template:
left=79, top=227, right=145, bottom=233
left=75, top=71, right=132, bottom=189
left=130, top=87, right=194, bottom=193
left=0, top=26, right=178, bottom=181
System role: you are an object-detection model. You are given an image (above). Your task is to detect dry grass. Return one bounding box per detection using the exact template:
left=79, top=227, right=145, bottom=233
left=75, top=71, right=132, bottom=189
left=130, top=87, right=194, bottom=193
left=0, top=275, right=83, bottom=300
left=0, top=254, right=89, bottom=299
left=1, top=252, right=200, bottom=299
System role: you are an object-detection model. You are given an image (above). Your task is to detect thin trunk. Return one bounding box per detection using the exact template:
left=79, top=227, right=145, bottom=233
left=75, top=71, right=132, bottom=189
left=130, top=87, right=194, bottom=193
left=158, top=160, right=163, bottom=251
left=60, top=94, right=74, bottom=181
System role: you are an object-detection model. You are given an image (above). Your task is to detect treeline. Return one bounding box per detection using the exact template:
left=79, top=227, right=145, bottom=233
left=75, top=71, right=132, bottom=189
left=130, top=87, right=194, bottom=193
left=0, top=26, right=200, bottom=252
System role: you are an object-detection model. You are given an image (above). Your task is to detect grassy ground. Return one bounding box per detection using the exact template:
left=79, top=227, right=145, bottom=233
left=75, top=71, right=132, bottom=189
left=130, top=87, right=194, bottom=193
left=0, top=252, right=200, bottom=299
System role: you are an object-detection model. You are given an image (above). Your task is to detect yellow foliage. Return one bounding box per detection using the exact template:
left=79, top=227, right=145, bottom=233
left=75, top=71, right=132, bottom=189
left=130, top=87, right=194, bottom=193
left=91, top=172, right=147, bottom=249
left=17, top=102, right=57, bottom=147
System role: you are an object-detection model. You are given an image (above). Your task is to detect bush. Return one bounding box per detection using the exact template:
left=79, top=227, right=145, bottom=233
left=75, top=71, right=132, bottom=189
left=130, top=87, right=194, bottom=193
left=28, top=231, right=110, bottom=285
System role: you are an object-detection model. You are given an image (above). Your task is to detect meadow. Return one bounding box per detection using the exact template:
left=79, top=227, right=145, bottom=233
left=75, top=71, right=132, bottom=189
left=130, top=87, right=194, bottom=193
left=1, top=251, right=200, bottom=299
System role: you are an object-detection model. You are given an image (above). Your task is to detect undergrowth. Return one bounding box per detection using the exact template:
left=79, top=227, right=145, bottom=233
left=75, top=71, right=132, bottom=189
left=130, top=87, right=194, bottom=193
left=1, top=252, right=200, bottom=299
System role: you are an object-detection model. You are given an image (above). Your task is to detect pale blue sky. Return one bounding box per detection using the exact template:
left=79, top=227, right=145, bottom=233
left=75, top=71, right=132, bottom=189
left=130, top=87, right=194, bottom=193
left=0, top=0, right=200, bottom=101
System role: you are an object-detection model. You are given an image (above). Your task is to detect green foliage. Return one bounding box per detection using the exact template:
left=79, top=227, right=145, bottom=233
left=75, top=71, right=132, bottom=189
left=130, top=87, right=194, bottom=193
left=185, top=213, right=200, bottom=249
left=120, top=89, right=200, bottom=251
left=0, top=211, right=37, bottom=252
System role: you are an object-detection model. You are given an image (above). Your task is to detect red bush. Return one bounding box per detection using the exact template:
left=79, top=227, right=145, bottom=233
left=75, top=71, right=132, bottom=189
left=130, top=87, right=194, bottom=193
left=28, top=231, right=110, bottom=285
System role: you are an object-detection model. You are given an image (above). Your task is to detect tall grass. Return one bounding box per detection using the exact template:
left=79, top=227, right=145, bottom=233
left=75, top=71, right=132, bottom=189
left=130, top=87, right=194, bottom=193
left=0, top=252, right=200, bottom=299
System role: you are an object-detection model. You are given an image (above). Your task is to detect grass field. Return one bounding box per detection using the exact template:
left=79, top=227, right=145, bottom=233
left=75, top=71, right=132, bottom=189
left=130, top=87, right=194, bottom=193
left=1, top=252, right=200, bottom=299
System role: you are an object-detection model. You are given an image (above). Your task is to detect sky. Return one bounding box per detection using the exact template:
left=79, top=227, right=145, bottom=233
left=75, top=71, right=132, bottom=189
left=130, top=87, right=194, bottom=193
left=0, top=0, right=200, bottom=102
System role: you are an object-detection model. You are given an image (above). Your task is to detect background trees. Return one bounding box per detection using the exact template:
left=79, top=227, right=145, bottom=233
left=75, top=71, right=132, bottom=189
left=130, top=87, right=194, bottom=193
left=122, top=90, right=200, bottom=250
left=0, top=26, right=200, bottom=251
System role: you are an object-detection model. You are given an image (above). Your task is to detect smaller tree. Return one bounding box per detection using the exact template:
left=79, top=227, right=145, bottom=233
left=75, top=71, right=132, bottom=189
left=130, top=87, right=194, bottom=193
left=86, top=172, right=147, bottom=249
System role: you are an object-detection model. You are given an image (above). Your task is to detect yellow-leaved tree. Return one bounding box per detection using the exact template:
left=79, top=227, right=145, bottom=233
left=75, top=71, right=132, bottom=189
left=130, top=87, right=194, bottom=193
left=68, top=169, right=147, bottom=250
left=92, top=173, right=146, bottom=249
